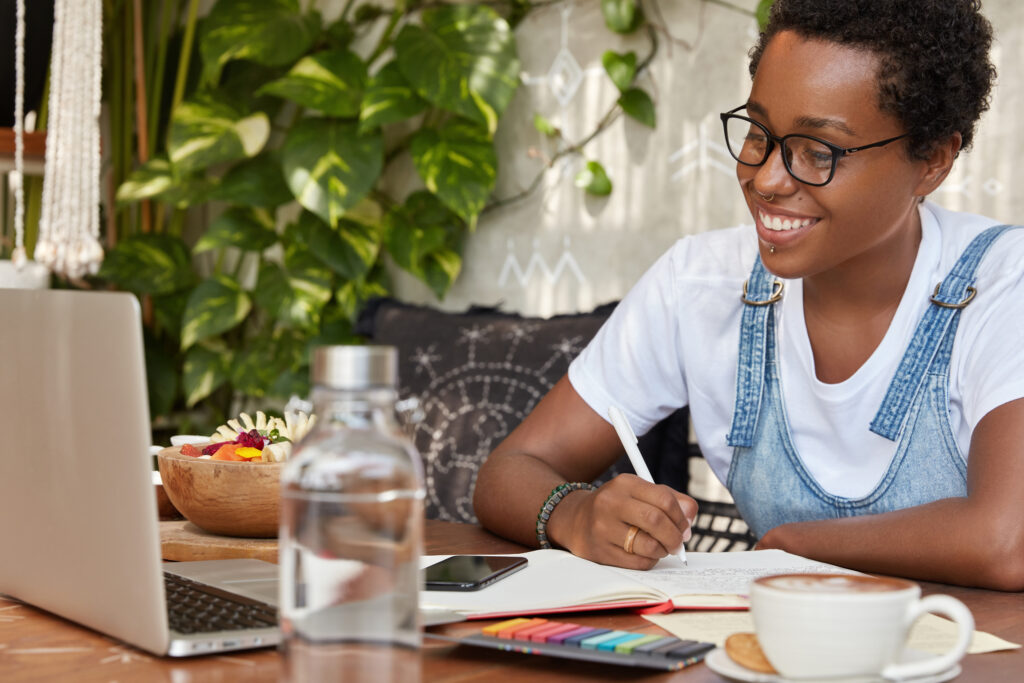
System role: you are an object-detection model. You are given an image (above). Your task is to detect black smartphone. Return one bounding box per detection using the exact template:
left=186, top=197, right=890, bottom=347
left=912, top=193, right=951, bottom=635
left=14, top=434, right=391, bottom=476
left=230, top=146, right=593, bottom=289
left=424, top=555, right=528, bottom=591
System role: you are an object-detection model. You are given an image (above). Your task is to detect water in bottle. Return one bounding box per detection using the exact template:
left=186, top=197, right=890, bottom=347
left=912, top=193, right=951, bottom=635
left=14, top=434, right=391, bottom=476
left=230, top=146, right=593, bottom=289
left=279, top=345, right=425, bottom=682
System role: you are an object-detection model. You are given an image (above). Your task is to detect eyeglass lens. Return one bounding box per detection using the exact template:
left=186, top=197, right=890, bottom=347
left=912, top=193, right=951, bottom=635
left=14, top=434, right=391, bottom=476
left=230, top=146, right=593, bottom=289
left=723, top=116, right=835, bottom=185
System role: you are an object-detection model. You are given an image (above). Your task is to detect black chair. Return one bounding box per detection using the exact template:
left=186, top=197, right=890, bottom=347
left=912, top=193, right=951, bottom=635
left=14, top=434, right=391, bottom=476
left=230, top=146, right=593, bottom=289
left=357, top=297, right=753, bottom=551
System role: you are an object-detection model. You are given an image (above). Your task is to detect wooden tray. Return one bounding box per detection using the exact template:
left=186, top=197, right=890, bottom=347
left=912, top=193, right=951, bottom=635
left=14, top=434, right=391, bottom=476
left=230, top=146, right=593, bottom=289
left=160, top=520, right=278, bottom=564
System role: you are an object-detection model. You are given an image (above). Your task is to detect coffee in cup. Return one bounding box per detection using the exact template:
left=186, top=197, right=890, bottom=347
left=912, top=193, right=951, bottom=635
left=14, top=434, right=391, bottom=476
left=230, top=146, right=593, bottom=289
left=749, top=573, right=973, bottom=680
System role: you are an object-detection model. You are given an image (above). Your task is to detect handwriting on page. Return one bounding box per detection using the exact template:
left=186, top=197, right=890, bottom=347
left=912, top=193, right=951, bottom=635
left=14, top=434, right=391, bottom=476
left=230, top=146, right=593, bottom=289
left=608, top=550, right=858, bottom=596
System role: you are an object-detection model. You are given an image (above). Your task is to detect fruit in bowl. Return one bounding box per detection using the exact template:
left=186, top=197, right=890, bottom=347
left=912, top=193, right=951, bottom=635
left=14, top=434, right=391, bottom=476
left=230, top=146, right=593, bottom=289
left=157, top=411, right=315, bottom=538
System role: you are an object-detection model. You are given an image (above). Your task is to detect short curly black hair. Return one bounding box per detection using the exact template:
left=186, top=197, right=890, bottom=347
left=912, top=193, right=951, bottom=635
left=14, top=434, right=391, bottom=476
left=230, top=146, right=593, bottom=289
left=748, top=0, right=996, bottom=159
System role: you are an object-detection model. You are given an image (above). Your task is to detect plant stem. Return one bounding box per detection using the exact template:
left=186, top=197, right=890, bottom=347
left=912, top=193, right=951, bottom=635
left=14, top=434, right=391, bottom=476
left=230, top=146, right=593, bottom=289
left=121, top=3, right=136, bottom=237
left=171, top=0, right=201, bottom=117
left=24, top=75, right=48, bottom=258
left=369, top=189, right=397, bottom=212
left=132, top=0, right=152, bottom=233
left=106, top=3, right=123, bottom=226
left=232, top=250, right=248, bottom=280
left=483, top=24, right=659, bottom=215
left=341, top=0, right=358, bottom=21
left=148, top=0, right=175, bottom=164
left=367, top=10, right=402, bottom=66
left=169, top=207, right=186, bottom=238
left=154, top=204, right=166, bottom=235
left=416, top=0, right=562, bottom=10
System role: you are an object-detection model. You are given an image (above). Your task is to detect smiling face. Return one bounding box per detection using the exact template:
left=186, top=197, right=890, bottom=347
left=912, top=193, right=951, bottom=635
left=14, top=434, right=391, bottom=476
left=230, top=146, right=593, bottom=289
left=739, top=31, right=942, bottom=283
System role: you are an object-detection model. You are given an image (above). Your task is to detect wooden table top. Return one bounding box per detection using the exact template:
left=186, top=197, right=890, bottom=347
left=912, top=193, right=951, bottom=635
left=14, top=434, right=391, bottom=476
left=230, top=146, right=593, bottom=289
left=1, top=519, right=1021, bottom=681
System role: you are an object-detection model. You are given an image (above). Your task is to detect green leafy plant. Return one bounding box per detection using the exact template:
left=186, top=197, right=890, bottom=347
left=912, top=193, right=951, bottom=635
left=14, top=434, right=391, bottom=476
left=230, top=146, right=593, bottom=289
left=102, top=0, right=519, bottom=430
left=93, top=0, right=770, bottom=436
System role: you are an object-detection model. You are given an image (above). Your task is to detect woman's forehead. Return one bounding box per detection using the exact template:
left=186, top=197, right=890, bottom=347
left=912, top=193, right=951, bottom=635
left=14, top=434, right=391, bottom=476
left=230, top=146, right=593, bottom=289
left=748, top=31, right=893, bottom=135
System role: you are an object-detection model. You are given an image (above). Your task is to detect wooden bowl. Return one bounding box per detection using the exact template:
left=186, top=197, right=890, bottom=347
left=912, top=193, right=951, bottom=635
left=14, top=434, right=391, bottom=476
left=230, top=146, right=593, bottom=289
left=154, top=483, right=183, bottom=521
left=156, top=446, right=282, bottom=538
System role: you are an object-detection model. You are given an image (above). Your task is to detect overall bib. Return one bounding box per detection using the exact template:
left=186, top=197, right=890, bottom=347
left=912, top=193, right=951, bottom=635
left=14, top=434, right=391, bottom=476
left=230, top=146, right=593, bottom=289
left=725, top=224, right=1019, bottom=539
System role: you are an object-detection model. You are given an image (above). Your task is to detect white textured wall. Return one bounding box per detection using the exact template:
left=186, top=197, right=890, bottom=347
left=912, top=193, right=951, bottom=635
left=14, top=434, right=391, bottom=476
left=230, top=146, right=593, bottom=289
left=391, top=0, right=1024, bottom=316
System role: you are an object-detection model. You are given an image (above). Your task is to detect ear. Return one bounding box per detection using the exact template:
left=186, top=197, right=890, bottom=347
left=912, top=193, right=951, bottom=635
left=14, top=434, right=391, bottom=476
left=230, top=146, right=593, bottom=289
left=914, top=132, right=962, bottom=197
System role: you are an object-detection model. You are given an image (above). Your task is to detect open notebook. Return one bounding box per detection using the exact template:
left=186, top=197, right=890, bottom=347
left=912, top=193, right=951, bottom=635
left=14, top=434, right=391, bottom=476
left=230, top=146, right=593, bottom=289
left=421, top=548, right=857, bottom=619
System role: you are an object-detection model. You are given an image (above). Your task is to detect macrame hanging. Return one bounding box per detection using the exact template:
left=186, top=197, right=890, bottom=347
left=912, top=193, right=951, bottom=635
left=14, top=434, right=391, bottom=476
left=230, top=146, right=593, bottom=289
left=9, top=0, right=27, bottom=267
left=11, top=0, right=104, bottom=278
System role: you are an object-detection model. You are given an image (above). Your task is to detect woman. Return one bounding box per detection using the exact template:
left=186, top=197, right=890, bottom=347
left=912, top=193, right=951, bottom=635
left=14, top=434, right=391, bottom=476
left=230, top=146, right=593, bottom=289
left=473, top=0, right=1024, bottom=590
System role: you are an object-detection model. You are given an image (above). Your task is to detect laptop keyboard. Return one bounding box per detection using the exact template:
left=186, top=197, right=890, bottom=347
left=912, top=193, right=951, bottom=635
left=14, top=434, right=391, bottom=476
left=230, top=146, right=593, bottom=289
left=164, top=572, right=278, bottom=634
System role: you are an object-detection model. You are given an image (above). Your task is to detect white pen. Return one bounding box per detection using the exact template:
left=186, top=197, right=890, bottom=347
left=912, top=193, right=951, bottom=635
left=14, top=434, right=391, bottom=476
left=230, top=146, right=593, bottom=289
left=608, top=405, right=688, bottom=566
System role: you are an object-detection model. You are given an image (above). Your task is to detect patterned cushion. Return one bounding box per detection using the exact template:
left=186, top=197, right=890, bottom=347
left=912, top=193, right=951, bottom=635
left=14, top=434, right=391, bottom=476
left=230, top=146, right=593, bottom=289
left=357, top=299, right=689, bottom=523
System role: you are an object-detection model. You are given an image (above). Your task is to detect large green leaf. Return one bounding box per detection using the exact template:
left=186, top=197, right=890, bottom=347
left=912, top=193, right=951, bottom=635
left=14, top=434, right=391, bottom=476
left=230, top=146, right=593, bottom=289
left=281, top=118, right=383, bottom=227
left=358, top=61, right=428, bottom=133
left=325, top=17, right=354, bottom=49
left=168, top=95, right=269, bottom=173
left=575, top=160, right=613, bottom=196
left=218, top=62, right=290, bottom=121
left=334, top=266, right=390, bottom=322
left=259, top=49, right=367, bottom=117
left=756, top=0, right=775, bottom=31
left=116, top=157, right=174, bottom=203
left=193, top=207, right=278, bottom=253
left=384, top=191, right=465, bottom=298
left=533, top=113, right=557, bottom=137
left=183, top=343, right=231, bottom=407
left=618, top=87, right=656, bottom=128
left=601, top=0, right=643, bottom=33
left=308, top=305, right=358, bottom=350
left=230, top=331, right=305, bottom=397
left=181, top=275, right=252, bottom=349
left=199, top=0, right=320, bottom=86
left=116, top=157, right=209, bottom=208
left=99, top=234, right=196, bottom=295
left=253, top=248, right=333, bottom=330
left=305, top=212, right=381, bottom=280
left=602, top=50, right=636, bottom=92
left=394, top=5, right=519, bottom=133
left=269, top=367, right=310, bottom=399
left=205, top=154, right=292, bottom=208
left=151, top=291, right=190, bottom=339
left=284, top=210, right=319, bottom=250
left=410, top=121, right=496, bottom=227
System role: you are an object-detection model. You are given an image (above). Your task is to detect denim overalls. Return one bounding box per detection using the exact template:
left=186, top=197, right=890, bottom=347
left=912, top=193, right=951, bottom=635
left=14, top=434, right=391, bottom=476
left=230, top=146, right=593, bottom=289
left=725, top=224, right=1019, bottom=539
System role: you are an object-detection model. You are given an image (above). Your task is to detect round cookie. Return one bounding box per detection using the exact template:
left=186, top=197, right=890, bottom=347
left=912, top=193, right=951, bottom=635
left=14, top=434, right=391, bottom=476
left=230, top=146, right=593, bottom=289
left=724, top=632, right=778, bottom=674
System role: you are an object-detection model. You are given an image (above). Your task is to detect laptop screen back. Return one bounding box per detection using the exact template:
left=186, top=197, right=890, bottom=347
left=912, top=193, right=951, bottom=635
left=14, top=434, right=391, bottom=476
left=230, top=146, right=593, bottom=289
left=0, top=289, right=170, bottom=655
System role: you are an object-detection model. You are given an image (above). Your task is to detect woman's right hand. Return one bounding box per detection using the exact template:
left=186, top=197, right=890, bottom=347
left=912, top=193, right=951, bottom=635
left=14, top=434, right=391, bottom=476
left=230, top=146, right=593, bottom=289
left=549, top=473, right=698, bottom=570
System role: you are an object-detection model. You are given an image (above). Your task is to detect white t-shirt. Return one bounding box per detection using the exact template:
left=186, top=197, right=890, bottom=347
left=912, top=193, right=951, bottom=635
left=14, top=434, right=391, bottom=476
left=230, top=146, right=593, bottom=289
left=569, top=202, right=1024, bottom=498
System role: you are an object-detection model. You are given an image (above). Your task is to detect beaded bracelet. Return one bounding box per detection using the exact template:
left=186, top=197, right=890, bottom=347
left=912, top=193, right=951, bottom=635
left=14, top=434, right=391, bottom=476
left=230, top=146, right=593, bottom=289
left=535, top=482, right=597, bottom=549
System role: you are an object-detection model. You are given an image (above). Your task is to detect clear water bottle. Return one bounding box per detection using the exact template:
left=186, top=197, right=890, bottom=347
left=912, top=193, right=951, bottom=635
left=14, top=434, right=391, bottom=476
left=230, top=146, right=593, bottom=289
left=279, top=345, right=425, bottom=682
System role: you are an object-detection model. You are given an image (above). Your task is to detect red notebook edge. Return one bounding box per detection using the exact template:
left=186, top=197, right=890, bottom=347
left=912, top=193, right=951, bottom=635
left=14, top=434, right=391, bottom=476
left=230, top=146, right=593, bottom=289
left=462, top=598, right=748, bottom=620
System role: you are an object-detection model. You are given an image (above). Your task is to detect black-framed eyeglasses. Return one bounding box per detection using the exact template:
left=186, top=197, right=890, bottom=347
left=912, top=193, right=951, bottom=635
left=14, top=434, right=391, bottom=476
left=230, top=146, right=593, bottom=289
left=719, top=105, right=909, bottom=186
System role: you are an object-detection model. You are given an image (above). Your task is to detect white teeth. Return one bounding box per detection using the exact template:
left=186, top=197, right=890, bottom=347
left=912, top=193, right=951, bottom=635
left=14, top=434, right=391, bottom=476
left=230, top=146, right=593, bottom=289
left=759, top=211, right=813, bottom=231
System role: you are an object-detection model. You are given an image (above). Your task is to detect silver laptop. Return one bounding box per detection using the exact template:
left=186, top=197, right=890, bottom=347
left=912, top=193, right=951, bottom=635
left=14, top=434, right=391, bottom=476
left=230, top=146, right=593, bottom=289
left=0, top=288, right=280, bottom=656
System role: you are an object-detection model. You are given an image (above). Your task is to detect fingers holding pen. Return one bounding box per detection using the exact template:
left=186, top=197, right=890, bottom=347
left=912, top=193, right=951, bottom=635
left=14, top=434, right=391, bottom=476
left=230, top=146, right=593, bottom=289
left=623, top=480, right=693, bottom=556
left=587, top=474, right=696, bottom=567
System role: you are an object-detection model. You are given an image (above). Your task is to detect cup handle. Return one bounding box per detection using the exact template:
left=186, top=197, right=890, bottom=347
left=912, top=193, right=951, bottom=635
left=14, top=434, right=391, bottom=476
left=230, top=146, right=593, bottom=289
left=881, top=594, right=974, bottom=681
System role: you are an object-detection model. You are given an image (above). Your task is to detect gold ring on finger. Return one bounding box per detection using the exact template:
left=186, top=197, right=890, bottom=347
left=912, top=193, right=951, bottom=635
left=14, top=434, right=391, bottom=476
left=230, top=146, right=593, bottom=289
left=623, top=525, right=640, bottom=554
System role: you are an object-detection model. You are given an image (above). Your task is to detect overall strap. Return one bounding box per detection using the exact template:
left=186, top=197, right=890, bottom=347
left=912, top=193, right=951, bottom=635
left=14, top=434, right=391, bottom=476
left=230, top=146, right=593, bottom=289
left=727, top=255, right=784, bottom=447
left=870, top=224, right=1022, bottom=441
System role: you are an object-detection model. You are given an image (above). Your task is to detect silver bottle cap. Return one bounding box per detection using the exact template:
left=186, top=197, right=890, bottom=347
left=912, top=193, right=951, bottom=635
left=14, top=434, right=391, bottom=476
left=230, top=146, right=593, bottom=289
left=311, top=345, right=398, bottom=389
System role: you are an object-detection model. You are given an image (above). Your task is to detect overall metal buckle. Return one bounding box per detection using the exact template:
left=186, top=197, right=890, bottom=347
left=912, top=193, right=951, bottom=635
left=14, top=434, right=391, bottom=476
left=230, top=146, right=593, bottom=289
left=741, top=279, right=785, bottom=306
left=929, top=283, right=977, bottom=309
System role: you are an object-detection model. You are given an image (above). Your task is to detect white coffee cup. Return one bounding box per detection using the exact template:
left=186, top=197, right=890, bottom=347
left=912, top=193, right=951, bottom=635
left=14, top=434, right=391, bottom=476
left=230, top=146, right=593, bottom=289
left=750, top=573, right=973, bottom=680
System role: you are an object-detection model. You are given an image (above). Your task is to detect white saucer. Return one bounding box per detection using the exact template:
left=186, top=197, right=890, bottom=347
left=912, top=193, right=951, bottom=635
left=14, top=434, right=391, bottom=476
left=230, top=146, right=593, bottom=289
left=704, top=647, right=962, bottom=683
